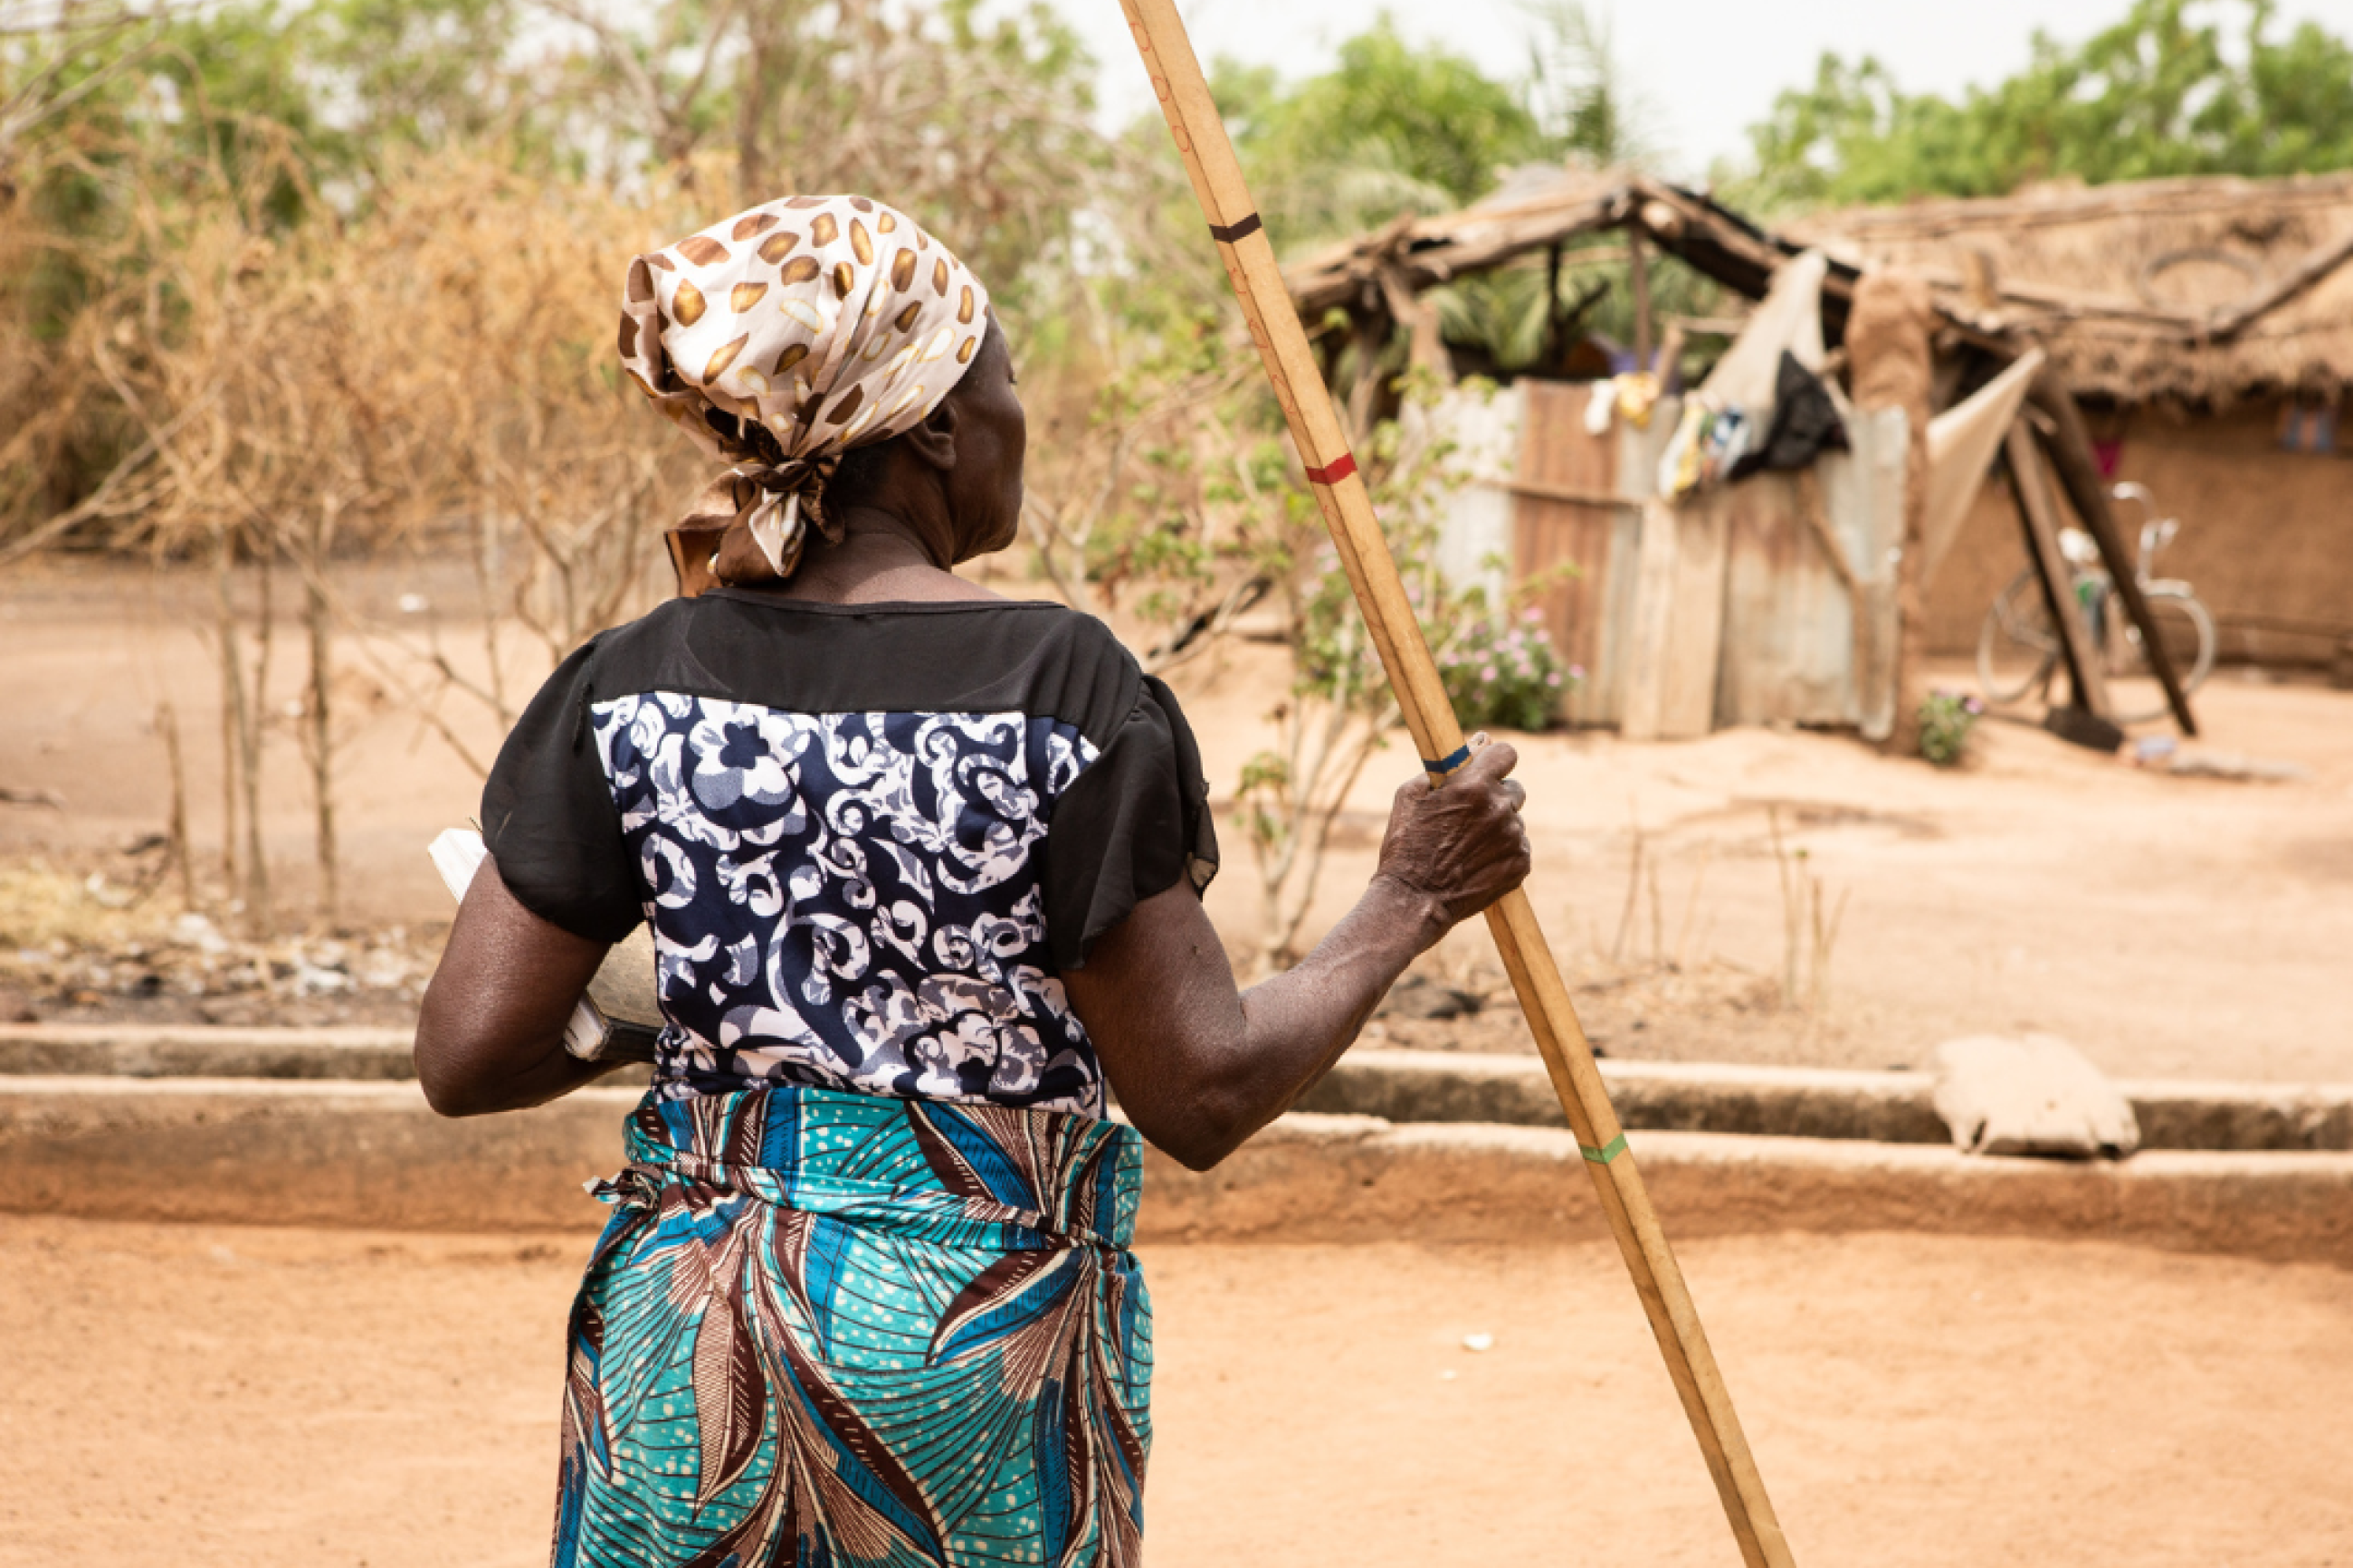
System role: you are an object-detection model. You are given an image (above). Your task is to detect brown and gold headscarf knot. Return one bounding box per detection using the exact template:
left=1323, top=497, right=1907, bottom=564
left=617, top=194, right=993, bottom=594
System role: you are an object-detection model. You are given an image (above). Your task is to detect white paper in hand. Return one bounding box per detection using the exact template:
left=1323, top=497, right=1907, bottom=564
left=425, top=827, right=610, bottom=1060
left=427, top=827, right=489, bottom=900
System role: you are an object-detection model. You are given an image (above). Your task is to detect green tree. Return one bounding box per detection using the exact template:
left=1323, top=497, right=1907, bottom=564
left=1437, top=0, right=1684, bottom=368
left=1520, top=0, right=1654, bottom=168
left=1212, top=4, right=1690, bottom=375
left=1739, top=0, right=2353, bottom=208
left=1218, top=14, right=1543, bottom=243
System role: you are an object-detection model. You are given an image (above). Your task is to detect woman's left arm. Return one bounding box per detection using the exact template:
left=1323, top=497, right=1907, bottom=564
left=1065, top=742, right=1530, bottom=1170
left=414, top=854, right=632, bottom=1116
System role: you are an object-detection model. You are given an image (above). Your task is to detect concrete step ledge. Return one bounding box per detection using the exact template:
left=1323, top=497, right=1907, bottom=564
left=8, top=1026, right=2348, bottom=1154
left=4, top=1078, right=2347, bottom=1264
left=1302, top=1050, right=2353, bottom=1154
left=0, top=1023, right=652, bottom=1089
left=1307, top=1052, right=1949, bottom=1144
left=0, top=1024, right=419, bottom=1081
left=1159, top=1113, right=2353, bottom=1265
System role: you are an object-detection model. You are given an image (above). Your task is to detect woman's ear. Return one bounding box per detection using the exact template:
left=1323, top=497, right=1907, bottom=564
left=896, top=398, right=957, bottom=473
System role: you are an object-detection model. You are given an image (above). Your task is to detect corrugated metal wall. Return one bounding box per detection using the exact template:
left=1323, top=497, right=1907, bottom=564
left=1433, top=380, right=1909, bottom=735
left=1712, top=408, right=1907, bottom=733
left=1506, top=383, right=1677, bottom=727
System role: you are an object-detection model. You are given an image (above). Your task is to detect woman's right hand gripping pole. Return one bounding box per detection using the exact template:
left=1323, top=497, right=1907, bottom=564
left=1066, top=737, right=1532, bottom=1170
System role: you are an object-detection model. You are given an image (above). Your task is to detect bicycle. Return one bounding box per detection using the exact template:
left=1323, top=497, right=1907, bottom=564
left=1977, top=481, right=2216, bottom=725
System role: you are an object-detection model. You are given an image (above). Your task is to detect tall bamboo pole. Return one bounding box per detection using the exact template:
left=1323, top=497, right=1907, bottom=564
left=1116, top=5, right=1796, bottom=1563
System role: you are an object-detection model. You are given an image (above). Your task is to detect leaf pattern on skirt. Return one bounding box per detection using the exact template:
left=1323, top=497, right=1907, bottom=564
left=551, top=1084, right=1150, bottom=1568
left=690, top=1281, right=763, bottom=1510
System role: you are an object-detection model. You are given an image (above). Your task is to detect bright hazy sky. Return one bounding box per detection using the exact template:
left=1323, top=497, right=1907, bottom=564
left=1050, top=0, right=2353, bottom=176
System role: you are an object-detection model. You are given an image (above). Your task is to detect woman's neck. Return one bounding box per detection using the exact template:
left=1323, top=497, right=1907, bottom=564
left=761, top=508, right=1000, bottom=605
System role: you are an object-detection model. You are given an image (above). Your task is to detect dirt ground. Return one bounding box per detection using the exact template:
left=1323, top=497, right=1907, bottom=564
left=3, top=557, right=2350, bottom=1081
left=2, top=1213, right=2348, bottom=1566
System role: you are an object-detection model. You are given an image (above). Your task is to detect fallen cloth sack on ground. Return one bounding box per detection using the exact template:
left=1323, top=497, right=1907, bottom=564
left=1932, top=1033, right=2141, bottom=1158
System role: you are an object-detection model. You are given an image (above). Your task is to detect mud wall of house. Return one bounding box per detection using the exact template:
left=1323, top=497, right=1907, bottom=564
left=1921, top=403, right=2352, bottom=662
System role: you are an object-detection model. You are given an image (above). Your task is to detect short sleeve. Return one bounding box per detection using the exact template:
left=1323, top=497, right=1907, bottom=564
left=479, top=637, right=644, bottom=944
left=1043, top=674, right=1220, bottom=970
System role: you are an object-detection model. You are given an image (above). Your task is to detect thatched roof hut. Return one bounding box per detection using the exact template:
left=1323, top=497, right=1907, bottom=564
left=1283, top=166, right=2353, bottom=410
left=1788, top=173, right=2353, bottom=408
left=1283, top=168, right=1848, bottom=331
left=1287, top=166, right=2353, bottom=680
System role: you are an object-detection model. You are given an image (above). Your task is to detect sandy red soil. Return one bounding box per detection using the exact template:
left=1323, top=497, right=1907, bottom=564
left=3, top=1214, right=2348, bottom=1567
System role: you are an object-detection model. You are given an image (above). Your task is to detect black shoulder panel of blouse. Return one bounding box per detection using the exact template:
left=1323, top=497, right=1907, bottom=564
left=480, top=592, right=1218, bottom=965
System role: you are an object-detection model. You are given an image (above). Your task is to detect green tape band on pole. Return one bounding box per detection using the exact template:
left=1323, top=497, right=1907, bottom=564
left=1580, top=1133, right=1627, bottom=1164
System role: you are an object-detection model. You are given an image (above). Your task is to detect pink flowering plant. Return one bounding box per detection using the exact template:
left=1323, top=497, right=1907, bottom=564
left=1440, top=607, right=1577, bottom=732
left=1918, top=689, right=1985, bottom=766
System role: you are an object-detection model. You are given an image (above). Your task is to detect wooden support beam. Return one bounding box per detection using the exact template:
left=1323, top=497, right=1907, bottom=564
left=1847, top=270, right=1936, bottom=756
left=2204, top=225, right=2353, bottom=338
left=2024, top=375, right=2198, bottom=736
left=1628, top=223, right=1654, bottom=368
left=1344, top=307, right=1388, bottom=442
left=1543, top=242, right=1565, bottom=370
left=2004, top=421, right=2111, bottom=720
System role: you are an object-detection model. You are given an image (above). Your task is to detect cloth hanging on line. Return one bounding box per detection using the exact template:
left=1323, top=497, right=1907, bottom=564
left=1728, top=351, right=1850, bottom=480
left=1658, top=397, right=1758, bottom=497
left=1919, top=347, right=2045, bottom=587
left=1700, top=250, right=1828, bottom=411
left=1657, top=250, right=1835, bottom=498
left=1584, top=371, right=1664, bottom=436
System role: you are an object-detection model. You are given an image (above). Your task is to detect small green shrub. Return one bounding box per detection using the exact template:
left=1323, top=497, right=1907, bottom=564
left=1919, top=689, right=1985, bottom=767
left=1441, top=611, right=1578, bottom=732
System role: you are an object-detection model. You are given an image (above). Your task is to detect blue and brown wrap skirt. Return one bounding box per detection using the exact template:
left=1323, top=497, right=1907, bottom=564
left=550, top=1085, right=1150, bottom=1567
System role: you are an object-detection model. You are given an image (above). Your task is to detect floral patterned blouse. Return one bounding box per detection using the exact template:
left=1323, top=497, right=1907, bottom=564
left=481, top=591, right=1217, bottom=1119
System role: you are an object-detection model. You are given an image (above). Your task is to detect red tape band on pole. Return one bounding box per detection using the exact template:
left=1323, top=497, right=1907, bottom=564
left=1304, top=451, right=1357, bottom=486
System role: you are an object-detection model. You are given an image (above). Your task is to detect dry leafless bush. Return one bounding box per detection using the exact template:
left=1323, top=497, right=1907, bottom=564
left=62, top=141, right=701, bottom=928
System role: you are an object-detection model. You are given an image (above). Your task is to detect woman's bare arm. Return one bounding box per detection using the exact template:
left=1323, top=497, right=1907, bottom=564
left=1063, top=742, right=1532, bottom=1171
left=414, top=856, right=630, bottom=1116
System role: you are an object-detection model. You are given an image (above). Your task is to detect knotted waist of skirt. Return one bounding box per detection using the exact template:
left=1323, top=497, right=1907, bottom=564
left=591, top=1083, right=1144, bottom=1253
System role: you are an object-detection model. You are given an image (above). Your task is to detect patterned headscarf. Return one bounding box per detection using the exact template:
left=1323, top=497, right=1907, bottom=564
left=618, top=195, right=993, bottom=593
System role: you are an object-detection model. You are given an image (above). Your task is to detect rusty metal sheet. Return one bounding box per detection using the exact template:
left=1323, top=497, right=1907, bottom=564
left=1712, top=407, right=1907, bottom=728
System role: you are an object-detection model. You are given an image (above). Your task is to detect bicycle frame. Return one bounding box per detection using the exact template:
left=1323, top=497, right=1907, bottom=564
left=1978, top=480, right=2214, bottom=722
left=2108, top=481, right=2181, bottom=587
left=2060, top=485, right=2184, bottom=649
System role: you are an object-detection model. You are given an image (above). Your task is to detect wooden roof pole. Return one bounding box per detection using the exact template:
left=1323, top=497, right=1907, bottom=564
left=2024, top=375, right=2197, bottom=735
left=1116, top=5, right=1797, bottom=1565
left=1628, top=223, right=1655, bottom=367
left=2004, top=420, right=2113, bottom=720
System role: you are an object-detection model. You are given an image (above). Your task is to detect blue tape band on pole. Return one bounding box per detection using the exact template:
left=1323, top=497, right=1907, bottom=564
left=1422, top=745, right=1472, bottom=775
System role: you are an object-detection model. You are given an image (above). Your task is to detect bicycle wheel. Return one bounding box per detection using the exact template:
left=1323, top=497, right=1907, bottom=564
left=1977, top=570, right=2061, bottom=706
left=2104, top=584, right=2215, bottom=725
